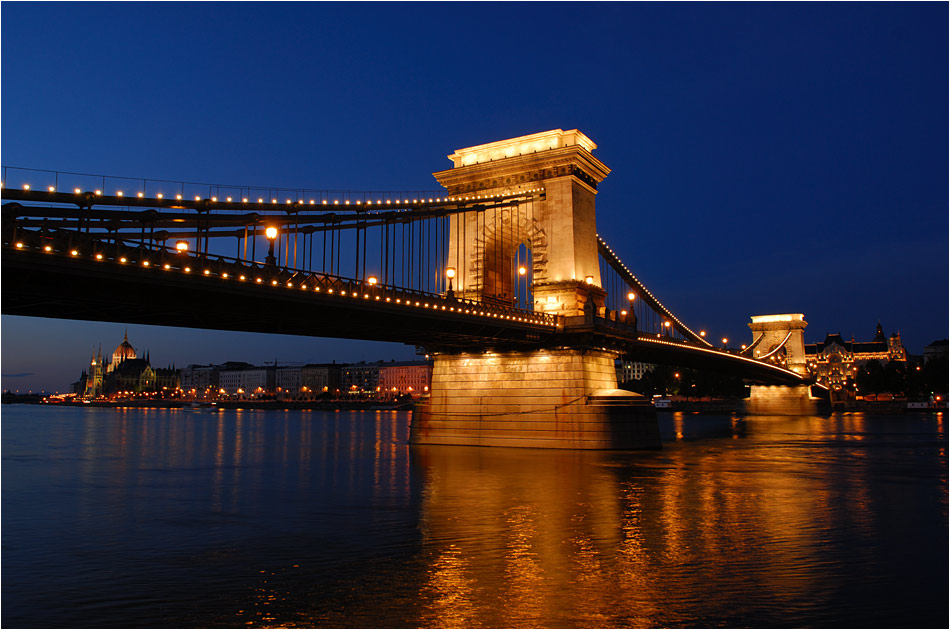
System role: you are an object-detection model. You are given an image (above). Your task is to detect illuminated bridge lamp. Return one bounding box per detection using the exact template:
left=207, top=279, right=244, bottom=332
left=264, top=226, right=278, bottom=265
left=367, top=276, right=378, bottom=286
left=627, top=291, right=636, bottom=302
left=584, top=275, right=594, bottom=285
left=175, top=240, right=189, bottom=252
left=700, top=330, right=706, bottom=338
left=518, top=266, right=526, bottom=276
left=722, top=337, right=729, bottom=347
left=445, top=267, right=456, bottom=299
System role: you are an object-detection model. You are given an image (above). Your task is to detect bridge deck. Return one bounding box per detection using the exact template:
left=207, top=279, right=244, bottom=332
left=2, top=189, right=807, bottom=385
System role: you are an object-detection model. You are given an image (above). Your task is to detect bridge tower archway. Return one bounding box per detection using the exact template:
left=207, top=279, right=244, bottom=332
left=435, top=129, right=610, bottom=317
left=456, top=205, right=547, bottom=308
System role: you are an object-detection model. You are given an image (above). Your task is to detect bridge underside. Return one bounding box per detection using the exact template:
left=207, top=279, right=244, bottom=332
left=1, top=249, right=556, bottom=349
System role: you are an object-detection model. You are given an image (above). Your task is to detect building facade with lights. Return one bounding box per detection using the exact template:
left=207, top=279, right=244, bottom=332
left=180, top=364, right=221, bottom=392
left=341, top=362, right=383, bottom=395
left=300, top=363, right=341, bottom=396
left=615, top=359, right=654, bottom=384
left=804, top=323, right=907, bottom=397
left=378, top=361, right=433, bottom=398
left=275, top=366, right=301, bottom=396
left=218, top=363, right=273, bottom=398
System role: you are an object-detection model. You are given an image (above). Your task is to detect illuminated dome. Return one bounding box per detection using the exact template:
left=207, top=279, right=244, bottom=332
left=109, top=331, right=136, bottom=370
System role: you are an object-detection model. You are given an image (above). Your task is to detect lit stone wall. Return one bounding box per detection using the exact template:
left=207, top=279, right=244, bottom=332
left=412, top=348, right=659, bottom=450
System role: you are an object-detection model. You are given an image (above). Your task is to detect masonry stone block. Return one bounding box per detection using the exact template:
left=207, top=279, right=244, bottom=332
left=412, top=348, right=660, bottom=450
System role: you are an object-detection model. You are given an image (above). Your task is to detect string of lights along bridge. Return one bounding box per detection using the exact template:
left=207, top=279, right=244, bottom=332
left=1, top=164, right=801, bottom=379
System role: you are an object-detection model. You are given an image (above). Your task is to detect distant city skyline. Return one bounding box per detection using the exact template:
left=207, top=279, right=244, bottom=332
left=2, top=2, right=947, bottom=392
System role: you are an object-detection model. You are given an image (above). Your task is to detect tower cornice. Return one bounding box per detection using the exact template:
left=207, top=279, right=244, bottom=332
left=433, top=129, right=610, bottom=196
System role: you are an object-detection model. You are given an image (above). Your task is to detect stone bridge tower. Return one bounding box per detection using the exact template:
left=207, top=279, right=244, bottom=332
left=434, top=129, right=609, bottom=317
left=744, top=313, right=827, bottom=415
left=411, top=130, right=658, bottom=450
left=747, top=314, right=809, bottom=376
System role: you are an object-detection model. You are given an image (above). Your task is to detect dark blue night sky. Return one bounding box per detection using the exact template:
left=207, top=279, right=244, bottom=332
left=2, top=2, right=947, bottom=392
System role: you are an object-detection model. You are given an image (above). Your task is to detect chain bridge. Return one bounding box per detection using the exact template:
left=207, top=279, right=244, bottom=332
left=1, top=130, right=817, bottom=448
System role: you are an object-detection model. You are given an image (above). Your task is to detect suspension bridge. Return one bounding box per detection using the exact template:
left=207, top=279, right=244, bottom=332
left=1, top=129, right=817, bottom=448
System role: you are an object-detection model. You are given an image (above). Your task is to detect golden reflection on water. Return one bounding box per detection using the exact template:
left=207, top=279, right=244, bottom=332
left=411, top=415, right=888, bottom=628
left=41, top=409, right=944, bottom=628
left=414, top=446, right=652, bottom=627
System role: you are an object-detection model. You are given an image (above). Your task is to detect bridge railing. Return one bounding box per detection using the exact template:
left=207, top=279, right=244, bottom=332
left=5, top=223, right=559, bottom=329
left=1, top=166, right=446, bottom=209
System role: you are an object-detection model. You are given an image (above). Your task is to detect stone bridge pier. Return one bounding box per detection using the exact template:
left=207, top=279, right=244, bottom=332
left=410, top=130, right=659, bottom=449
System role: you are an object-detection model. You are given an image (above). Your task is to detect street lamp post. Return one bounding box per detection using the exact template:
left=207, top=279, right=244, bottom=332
left=446, top=267, right=456, bottom=299
left=624, top=291, right=637, bottom=328
left=265, top=226, right=278, bottom=265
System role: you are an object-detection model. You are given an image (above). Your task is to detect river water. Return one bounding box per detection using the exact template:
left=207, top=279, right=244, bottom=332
left=1, top=406, right=946, bottom=628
